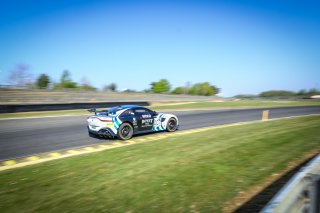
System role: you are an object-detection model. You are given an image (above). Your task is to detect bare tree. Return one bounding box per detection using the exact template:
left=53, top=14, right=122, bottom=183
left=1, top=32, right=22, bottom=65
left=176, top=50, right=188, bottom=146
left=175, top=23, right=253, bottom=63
left=79, top=76, right=97, bottom=91
left=184, top=81, right=192, bottom=94
left=103, top=83, right=117, bottom=92
left=80, top=76, right=90, bottom=86
left=8, top=64, right=33, bottom=87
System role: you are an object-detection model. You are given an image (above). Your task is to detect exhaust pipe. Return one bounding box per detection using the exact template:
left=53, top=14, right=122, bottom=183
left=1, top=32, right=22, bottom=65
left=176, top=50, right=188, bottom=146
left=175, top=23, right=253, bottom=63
left=98, top=129, right=113, bottom=138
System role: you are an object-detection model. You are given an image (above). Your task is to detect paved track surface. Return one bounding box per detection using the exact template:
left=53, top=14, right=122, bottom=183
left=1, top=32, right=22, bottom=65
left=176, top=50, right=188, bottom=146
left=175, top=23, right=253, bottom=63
left=0, top=106, right=319, bottom=160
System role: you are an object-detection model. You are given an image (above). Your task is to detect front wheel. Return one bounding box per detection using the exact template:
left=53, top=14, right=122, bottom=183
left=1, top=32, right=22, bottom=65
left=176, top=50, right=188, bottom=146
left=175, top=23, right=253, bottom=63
left=117, top=123, right=134, bottom=140
left=166, top=118, right=177, bottom=132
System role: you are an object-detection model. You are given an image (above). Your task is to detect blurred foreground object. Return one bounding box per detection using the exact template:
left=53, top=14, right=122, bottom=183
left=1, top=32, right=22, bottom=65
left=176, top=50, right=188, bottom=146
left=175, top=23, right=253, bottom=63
left=261, top=155, right=320, bottom=213
left=311, top=95, right=320, bottom=99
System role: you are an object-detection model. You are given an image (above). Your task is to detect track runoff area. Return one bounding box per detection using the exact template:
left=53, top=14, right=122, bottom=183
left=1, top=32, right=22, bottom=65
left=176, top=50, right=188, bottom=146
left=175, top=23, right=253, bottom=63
left=0, top=106, right=319, bottom=171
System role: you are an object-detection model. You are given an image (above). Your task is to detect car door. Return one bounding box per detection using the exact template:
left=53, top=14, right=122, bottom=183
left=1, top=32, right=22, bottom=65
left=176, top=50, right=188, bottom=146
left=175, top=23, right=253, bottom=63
left=134, top=108, right=154, bottom=132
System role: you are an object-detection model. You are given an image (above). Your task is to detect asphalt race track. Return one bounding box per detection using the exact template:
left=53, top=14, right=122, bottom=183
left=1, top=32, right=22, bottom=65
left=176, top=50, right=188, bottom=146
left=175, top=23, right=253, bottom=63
left=0, top=106, right=319, bottom=160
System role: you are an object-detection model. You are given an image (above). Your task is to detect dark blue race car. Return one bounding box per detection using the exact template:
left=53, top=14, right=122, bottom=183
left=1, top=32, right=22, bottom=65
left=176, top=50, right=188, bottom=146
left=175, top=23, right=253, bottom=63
left=87, top=105, right=179, bottom=140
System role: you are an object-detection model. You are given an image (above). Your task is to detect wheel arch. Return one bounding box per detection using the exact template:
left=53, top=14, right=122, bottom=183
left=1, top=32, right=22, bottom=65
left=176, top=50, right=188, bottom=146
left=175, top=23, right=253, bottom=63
left=122, top=120, right=134, bottom=128
left=116, top=120, right=134, bottom=131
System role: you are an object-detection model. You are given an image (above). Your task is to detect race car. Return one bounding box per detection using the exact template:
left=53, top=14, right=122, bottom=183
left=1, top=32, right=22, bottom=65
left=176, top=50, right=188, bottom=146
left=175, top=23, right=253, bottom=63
left=87, top=105, right=179, bottom=140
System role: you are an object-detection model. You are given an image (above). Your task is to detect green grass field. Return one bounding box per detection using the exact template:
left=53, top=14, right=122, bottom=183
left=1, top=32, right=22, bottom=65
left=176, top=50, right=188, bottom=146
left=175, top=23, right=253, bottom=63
left=1, top=100, right=319, bottom=119
left=1, top=116, right=319, bottom=213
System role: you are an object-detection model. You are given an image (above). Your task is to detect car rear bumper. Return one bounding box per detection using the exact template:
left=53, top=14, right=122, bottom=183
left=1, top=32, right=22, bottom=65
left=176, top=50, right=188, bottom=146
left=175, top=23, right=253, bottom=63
left=87, top=126, right=116, bottom=138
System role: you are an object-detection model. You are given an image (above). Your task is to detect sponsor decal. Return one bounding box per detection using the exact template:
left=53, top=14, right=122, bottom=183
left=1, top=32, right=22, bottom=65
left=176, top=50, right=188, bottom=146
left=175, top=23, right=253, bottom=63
left=141, top=118, right=153, bottom=127
left=142, top=114, right=151, bottom=118
left=152, top=113, right=166, bottom=131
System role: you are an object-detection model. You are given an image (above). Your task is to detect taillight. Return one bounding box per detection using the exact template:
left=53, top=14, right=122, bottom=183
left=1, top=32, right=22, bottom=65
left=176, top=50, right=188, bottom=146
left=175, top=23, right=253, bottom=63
left=98, top=117, right=112, bottom=122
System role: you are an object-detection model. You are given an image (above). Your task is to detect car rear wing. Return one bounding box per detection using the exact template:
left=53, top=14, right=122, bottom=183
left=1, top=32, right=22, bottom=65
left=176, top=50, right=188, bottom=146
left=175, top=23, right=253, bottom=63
left=88, top=108, right=108, bottom=116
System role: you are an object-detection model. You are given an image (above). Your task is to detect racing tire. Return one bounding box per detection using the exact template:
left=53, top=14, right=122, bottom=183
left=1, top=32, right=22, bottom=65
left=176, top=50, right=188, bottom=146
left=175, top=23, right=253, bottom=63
left=166, top=117, right=177, bottom=132
left=117, top=123, right=134, bottom=140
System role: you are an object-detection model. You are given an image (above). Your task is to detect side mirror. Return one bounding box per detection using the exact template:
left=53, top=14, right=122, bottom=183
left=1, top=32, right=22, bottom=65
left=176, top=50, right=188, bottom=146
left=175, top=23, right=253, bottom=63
left=152, top=111, right=157, bottom=116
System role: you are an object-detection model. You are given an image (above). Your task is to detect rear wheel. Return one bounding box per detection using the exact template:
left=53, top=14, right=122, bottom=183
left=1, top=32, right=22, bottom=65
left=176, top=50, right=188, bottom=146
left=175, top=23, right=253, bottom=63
left=117, top=123, right=134, bottom=140
left=166, top=118, right=177, bottom=132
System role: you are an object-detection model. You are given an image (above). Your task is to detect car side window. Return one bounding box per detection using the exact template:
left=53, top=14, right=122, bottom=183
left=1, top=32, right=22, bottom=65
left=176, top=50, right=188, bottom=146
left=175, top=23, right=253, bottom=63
left=134, top=108, right=152, bottom=117
left=134, top=109, right=147, bottom=114
left=121, top=109, right=134, bottom=116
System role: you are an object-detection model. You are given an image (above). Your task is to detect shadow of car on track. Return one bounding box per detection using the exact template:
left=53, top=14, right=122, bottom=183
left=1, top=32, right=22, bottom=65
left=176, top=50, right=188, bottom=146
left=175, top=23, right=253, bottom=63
left=88, top=130, right=170, bottom=141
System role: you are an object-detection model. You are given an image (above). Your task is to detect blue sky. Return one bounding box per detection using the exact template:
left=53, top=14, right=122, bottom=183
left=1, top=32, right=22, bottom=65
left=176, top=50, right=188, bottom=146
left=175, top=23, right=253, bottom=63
left=0, top=0, right=319, bottom=96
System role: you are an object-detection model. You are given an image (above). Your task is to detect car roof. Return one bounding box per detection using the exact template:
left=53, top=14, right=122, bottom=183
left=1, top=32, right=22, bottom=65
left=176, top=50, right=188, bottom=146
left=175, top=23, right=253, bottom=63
left=108, top=105, right=146, bottom=112
left=120, top=105, right=143, bottom=109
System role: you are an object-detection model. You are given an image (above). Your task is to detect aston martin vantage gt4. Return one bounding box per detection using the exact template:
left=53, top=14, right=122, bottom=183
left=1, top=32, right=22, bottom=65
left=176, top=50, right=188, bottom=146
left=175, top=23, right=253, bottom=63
left=87, top=105, right=179, bottom=140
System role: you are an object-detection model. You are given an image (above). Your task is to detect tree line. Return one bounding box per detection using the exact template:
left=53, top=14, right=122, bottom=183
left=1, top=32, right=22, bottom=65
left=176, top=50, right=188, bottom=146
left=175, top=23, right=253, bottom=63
left=41, top=70, right=119, bottom=92
left=7, top=64, right=117, bottom=92
left=6, top=64, right=220, bottom=96
left=148, top=79, right=220, bottom=96
left=235, top=89, right=320, bottom=99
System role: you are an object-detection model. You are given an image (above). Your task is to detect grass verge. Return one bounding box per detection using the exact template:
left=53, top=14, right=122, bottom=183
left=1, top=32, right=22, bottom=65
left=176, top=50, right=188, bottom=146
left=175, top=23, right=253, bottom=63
left=1, top=116, right=320, bottom=213
left=1, top=100, right=319, bottom=119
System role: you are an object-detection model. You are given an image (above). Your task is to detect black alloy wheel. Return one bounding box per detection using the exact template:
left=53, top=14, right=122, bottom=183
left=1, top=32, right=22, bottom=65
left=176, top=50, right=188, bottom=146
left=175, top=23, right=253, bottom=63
left=166, top=118, right=177, bottom=132
left=117, top=123, right=134, bottom=140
